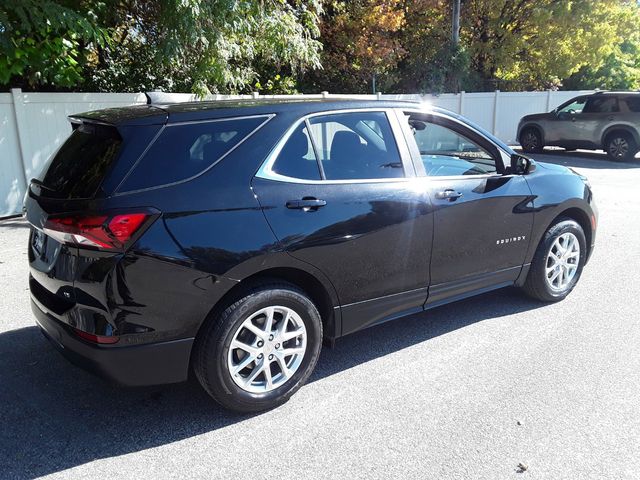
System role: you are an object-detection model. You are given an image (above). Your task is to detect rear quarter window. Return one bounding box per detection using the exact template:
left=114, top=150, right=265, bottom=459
left=118, top=116, right=268, bottom=192
left=625, top=97, right=640, bottom=112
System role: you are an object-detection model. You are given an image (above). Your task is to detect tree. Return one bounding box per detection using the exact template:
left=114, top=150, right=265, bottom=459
left=392, top=0, right=469, bottom=93
left=300, top=0, right=406, bottom=93
left=0, top=0, right=108, bottom=89
left=0, top=0, right=323, bottom=94
left=461, top=0, right=640, bottom=90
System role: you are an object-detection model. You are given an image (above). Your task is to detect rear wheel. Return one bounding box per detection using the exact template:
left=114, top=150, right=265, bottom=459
left=522, top=218, right=587, bottom=302
left=605, top=132, right=637, bottom=161
left=520, top=128, right=543, bottom=153
left=194, top=282, right=322, bottom=412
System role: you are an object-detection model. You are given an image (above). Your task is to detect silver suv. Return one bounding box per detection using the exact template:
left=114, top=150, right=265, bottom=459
left=518, top=92, right=640, bottom=161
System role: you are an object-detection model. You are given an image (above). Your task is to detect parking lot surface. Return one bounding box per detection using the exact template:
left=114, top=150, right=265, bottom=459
left=1, top=150, right=638, bottom=479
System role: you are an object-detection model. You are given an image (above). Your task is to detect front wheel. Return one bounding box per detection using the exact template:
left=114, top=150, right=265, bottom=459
left=194, top=282, right=323, bottom=412
left=520, top=128, right=543, bottom=153
left=522, top=218, right=587, bottom=302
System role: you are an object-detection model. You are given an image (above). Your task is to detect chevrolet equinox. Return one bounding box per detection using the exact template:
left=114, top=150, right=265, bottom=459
left=25, top=99, right=597, bottom=412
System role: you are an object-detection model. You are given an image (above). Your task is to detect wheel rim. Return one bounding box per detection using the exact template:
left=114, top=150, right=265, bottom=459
left=522, top=131, right=539, bottom=150
left=609, top=137, right=629, bottom=158
left=227, top=306, right=307, bottom=394
left=545, top=232, right=580, bottom=291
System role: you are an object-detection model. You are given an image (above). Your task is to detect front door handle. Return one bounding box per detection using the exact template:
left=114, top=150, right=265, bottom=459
left=435, top=189, right=463, bottom=201
left=286, top=198, right=327, bottom=210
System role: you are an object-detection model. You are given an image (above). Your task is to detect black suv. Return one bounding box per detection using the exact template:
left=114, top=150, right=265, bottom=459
left=518, top=91, right=640, bottom=161
left=25, top=99, right=597, bottom=412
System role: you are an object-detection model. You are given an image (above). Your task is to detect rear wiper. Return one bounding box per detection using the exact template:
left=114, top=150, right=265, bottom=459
left=379, top=162, right=403, bottom=169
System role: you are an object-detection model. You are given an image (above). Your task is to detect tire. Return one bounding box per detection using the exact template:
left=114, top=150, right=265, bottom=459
left=604, top=132, right=637, bottom=161
left=522, top=218, right=587, bottom=302
left=520, top=127, right=543, bottom=153
left=194, top=281, right=323, bottom=412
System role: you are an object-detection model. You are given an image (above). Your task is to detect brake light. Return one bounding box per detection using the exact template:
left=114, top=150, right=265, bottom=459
left=43, top=212, right=152, bottom=250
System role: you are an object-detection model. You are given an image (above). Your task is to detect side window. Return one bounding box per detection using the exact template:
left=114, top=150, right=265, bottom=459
left=584, top=96, right=619, bottom=113
left=558, top=97, right=587, bottom=114
left=307, top=112, right=404, bottom=180
left=119, top=116, right=266, bottom=191
left=271, top=123, right=321, bottom=180
left=626, top=97, right=640, bottom=112
left=404, top=114, right=497, bottom=177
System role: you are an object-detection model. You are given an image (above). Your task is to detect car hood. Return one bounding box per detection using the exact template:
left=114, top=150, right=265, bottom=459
left=536, top=161, right=569, bottom=172
left=520, top=112, right=550, bottom=123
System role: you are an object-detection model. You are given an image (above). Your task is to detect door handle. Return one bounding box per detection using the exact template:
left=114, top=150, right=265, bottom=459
left=286, top=198, right=327, bottom=210
left=435, top=189, right=463, bottom=201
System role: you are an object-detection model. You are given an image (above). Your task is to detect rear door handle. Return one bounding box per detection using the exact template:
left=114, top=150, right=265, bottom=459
left=435, top=189, right=463, bottom=201
left=286, top=198, right=327, bottom=210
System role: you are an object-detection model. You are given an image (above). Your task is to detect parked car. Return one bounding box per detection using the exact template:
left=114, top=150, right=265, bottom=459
left=25, top=99, right=597, bottom=412
left=518, top=91, right=640, bottom=161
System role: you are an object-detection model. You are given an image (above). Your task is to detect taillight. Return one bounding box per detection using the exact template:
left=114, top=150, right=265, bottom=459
left=43, top=212, right=153, bottom=251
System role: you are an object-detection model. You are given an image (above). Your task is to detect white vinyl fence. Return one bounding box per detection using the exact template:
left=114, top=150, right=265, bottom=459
left=0, top=88, right=594, bottom=217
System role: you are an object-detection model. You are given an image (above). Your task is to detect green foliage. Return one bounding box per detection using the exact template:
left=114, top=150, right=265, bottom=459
left=0, top=0, right=108, bottom=88
left=307, top=0, right=640, bottom=93
left=462, top=0, right=640, bottom=91
left=0, top=0, right=322, bottom=93
left=1, top=0, right=640, bottom=93
left=153, top=0, right=322, bottom=95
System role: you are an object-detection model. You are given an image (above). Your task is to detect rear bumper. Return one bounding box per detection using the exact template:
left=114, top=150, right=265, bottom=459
left=32, top=299, right=194, bottom=386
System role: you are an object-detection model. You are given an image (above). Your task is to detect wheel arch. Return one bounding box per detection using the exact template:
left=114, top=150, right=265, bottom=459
left=194, top=266, right=340, bottom=349
left=601, top=125, right=640, bottom=148
left=546, top=207, right=593, bottom=260
left=519, top=123, right=545, bottom=144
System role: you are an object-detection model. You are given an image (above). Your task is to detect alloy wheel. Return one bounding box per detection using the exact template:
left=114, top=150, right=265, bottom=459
left=227, top=306, right=307, bottom=393
left=545, top=232, right=580, bottom=291
left=608, top=137, right=629, bottom=159
left=522, top=131, right=540, bottom=150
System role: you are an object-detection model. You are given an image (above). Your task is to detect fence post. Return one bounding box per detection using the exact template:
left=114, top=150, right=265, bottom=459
left=10, top=88, right=29, bottom=191
left=546, top=89, right=553, bottom=111
left=492, top=90, right=500, bottom=135
left=458, top=91, right=465, bottom=114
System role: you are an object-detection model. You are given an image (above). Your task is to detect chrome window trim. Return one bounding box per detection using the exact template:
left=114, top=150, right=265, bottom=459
left=255, top=108, right=412, bottom=185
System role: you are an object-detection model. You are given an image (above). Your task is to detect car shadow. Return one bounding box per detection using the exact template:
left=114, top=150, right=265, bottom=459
left=0, top=287, right=542, bottom=478
left=515, top=148, right=640, bottom=170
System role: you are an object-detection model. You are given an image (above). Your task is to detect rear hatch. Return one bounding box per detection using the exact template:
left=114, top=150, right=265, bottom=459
left=26, top=109, right=165, bottom=333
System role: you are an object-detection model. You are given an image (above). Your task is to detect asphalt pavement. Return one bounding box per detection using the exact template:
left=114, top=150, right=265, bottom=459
left=1, top=150, right=639, bottom=479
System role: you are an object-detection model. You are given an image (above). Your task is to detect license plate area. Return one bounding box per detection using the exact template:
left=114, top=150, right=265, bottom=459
left=32, top=229, right=46, bottom=257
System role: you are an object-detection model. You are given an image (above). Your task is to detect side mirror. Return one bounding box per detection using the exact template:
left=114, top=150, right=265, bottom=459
left=510, top=153, right=536, bottom=175
left=557, top=111, right=570, bottom=120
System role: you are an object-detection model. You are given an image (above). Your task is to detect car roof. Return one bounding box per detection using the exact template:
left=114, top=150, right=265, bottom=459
left=589, top=91, right=640, bottom=97
left=70, top=98, right=427, bottom=127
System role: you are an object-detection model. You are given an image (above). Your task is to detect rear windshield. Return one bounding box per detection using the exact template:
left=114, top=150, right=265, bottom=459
left=118, top=116, right=268, bottom=192
left=40, top=124, right=122, bottom=199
